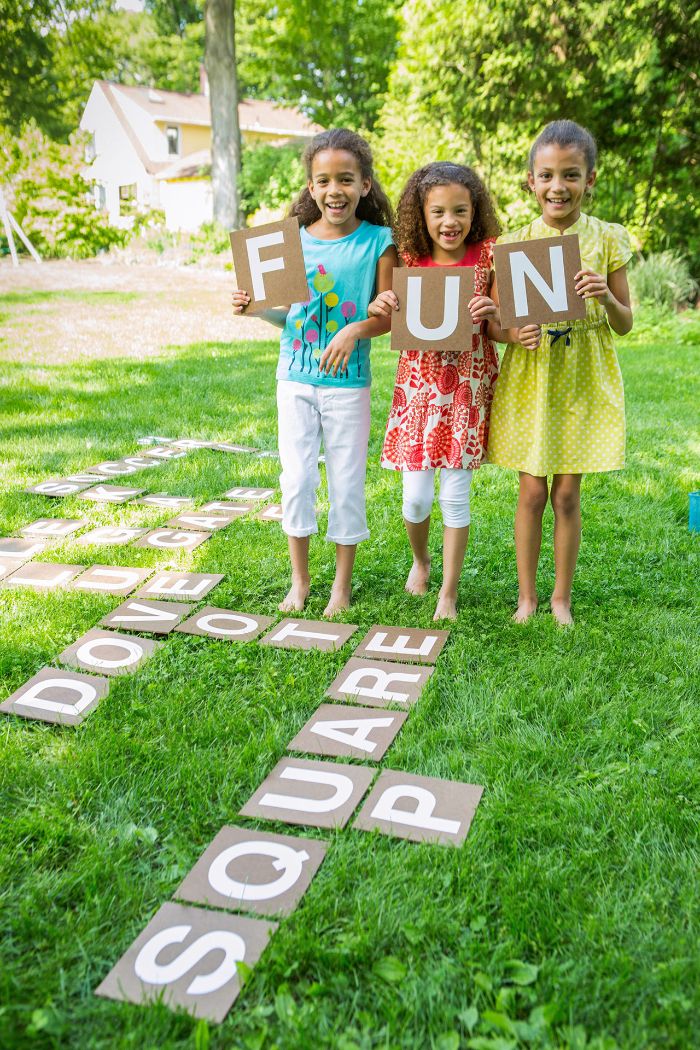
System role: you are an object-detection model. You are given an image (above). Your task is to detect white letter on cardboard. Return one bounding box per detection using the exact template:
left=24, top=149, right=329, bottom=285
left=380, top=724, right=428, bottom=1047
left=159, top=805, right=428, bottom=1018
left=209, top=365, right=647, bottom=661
left=246, top=231, right=286, bottom=300
left=260, top=766, right=354, bottom=813
left=208, top=840, right=310, bottom=902
left=405, top=274, right=460, bottom=340
left=311, top=716, right=394, bottom=755
left=134, top=925, right=245, bottom=995
left=365, top=632, right=437, bottom=659
left=340, top=666, right=422, bottom=703
left=371, top=785, right=461, bottom=835
left=15, top=677, right=99, bottom=717
left=510, top=245, right=567, bottom=317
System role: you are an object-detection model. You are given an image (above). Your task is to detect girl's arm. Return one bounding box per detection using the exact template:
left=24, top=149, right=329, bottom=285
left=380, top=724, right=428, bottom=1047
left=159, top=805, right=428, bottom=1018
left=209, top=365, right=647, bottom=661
left=319, top=246, right=399, bottom=376
left=232, top=289, right=289, bottom=329
left=486, top=275, right=542, bottom=350
left=575, top=265, right=633, bottom=335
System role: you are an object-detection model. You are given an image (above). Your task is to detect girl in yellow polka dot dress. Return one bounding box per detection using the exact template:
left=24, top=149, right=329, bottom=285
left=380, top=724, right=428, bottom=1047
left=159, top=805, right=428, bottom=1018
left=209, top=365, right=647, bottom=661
left=487, top=120, right=634, bottom=626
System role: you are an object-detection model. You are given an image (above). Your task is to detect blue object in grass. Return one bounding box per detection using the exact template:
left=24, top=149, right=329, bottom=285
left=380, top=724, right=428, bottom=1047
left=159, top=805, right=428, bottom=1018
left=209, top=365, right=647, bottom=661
left=689, top=491, right=700, bottom=532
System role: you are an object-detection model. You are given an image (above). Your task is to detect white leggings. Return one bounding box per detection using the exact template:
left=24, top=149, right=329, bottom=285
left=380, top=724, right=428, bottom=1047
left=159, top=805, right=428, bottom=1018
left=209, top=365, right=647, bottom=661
left=402, top=468, right=472, bottom=528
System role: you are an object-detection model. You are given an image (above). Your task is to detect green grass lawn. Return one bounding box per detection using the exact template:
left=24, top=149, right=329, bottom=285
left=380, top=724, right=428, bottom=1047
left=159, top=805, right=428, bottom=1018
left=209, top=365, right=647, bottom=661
left=0, top=300, right=698, bottom=1050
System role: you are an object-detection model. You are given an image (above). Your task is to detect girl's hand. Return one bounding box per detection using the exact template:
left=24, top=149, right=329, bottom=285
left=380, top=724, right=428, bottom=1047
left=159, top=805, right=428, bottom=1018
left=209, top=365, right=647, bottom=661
left=232, top=289, right=250, bottom=315
left=468, top=295, right=499, bottom=325
left=319, top=327, right=357, bottom=377
left=575, top=269, right=611, bottom=305
left=517, top=324, right=541, bottom=350
left=368, top=290, right=399, bottom=318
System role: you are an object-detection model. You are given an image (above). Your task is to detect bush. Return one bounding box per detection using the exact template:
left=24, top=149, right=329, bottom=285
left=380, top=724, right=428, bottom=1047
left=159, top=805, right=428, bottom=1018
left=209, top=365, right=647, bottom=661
left=0, top=122, right=129, bottom=259
left=628, top=251, right=698, bottom=311
left=239, top=142, right=305, bottom=219
left=187, top=220, right=231, bottom=261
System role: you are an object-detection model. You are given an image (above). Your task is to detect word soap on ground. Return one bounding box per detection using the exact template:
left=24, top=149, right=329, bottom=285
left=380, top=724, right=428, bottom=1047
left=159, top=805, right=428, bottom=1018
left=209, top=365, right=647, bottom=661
left=325, top=657, right=434, bottom=709
left=287, top=704, right=407, bottom=761
left=240, top=757, right=375, bottom=830
left=175, top=826, right=327, bottom=918
left=353, top=770, right=483, bottom=846
left=95, top=901, right=277, bottom=1023
left=176, top=607, right=275, bottom=642
left=1, top=667, right=109, bottom=726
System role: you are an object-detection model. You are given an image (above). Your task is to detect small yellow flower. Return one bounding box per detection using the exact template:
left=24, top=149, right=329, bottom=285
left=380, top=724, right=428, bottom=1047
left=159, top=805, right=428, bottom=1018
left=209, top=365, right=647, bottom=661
left=326, top=320, right=338, bottom=333
left=325, top=292, right=339, bottom=307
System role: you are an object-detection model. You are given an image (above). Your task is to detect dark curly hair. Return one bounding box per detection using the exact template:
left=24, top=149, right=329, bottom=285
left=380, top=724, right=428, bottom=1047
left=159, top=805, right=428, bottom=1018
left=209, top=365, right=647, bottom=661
left=394, top=162, right=500, bottom=264
left=288, top=128, right=393, bottom=229
left=529, top=120, right=597, bottom=173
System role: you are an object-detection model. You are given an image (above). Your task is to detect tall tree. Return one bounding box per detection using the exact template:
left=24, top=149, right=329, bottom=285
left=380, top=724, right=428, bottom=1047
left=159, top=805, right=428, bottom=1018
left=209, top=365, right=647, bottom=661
left=205, top=0, right=242, bottom=229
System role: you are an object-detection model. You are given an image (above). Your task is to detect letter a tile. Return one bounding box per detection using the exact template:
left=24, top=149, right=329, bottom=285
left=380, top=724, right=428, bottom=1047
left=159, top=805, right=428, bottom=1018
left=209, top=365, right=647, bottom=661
left=287, top=704, right=407, bottom=761
left=353, top=770, right=483, bottom=846
left=259, top=618, right=357, bottom=653
left=94, top=901, right=277, bottom=1023
left=175, top=826, right=327, bottom=917
left=240, top=757, right=375, bottom=830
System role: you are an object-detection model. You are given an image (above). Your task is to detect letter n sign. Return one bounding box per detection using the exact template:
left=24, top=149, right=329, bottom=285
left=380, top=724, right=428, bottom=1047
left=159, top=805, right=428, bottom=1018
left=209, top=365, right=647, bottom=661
left=229, top=217, right=309, bottom=314
left=493, top=234, right=586, bottom=327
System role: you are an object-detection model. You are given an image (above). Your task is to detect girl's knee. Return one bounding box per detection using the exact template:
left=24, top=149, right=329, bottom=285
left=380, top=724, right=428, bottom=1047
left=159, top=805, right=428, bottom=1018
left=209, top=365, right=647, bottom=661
left=403, top=493, right=432, bottom=523
left=551, top=486, right=580, bottom=517
left=438, top=497, right=470, bottom=529
left=520, top=482, right=548, bottom=515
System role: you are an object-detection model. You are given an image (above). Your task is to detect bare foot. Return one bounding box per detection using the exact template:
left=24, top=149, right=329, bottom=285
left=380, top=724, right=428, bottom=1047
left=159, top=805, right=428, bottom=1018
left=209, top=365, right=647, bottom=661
left=405, top=558, right=431, bottom=596
left=279, top=578, right=310, bottom=612
left=433, top=593, right=458, bottom=621
left=513, top=597, right=538, bottom=623
left=323, top=584, right=351, bottom=617
left=551, top=598, right=574, bottom=627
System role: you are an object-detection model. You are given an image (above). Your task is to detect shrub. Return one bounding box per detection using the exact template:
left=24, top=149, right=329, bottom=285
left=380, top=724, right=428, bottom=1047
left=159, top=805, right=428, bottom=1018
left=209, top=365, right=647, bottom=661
left=0, top=122, right=129, bottom=259
left=622, top=251, right=697, bottom=311
left=187, top=220, right=231, bottom=261
left=239, top=142, right=305, bottom=219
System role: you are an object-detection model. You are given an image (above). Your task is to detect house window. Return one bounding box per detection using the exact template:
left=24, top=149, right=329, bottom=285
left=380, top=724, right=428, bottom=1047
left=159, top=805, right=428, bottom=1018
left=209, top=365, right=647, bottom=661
left=94, top=183, right=107, bottom=210
left=119, top=184, right=136, bottom=201
left=166, top=126, right=180, bottom=155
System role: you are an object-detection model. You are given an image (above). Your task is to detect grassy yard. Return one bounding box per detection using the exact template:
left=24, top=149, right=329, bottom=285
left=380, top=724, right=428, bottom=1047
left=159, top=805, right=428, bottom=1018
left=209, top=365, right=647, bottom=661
left=0, top=284, right=698, bottom=1050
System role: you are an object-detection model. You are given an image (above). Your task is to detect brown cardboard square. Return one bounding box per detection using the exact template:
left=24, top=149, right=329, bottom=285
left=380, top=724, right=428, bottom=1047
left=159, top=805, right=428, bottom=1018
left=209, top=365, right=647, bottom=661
left=0, top=666, right=109, bottom=726
left=390, top=266, right=477, bottom=353
left=223, top=487, right=275, bottom=501
left=26, top=478, right=94, bottom=497
left=493, top=234, right=586, bottom=328
left=100, top=598, right=194, bottom=634
left=175, top=826, right=327, bottom=917
left=353, top=625, right=449, bottom=665
left=230, top=216, right=308, bottom=315
left=120, top=456, right=162, bottom=470
left=325, top=656, right=434, bottom=709
left=240, top=757, right=375, bottom=830
left=142, top=446, right=188, bottom=460
left=287, top=703, right=407, bottom=761
left=260, top=618, right=357, bottom=653
left=175, top=607, right=275, bottom=641
left=76, top=526, right=148, bottom=546
left=0, top=537, right=48, bottom=561
left=211, top=442, right=259, bottom=453
left=136, top=529, right=211, bottom=550
left=73, top=565, right=153, bottom=596
left=200, top=502, right=252, bottom=516
left=58, top=628, right=161, bottom=677
left=0, top=558, right=23, bottom=580
left=136, top=572, right=224, bottom=601
left=94, top=901, right=277, bottom=1023
left=256, top=504, right=283, bottom=522
left=137, top=435, right=175, bottom=446
left=166, top=512, right=236, bottom=532
left=171, top=439, right=214, bottom=450
left=2, top=562, right=85, bottom=590
left=78, top=484, right=144, bottom=504
left=353, top=770, right=483, bottom=846
left=64, top=473, right=106, bottom=483
left=134, top=494, right=194, bottom=509
left=88, top=460, right=142, bottom=477
left=20, top=518, right=87, bottom=539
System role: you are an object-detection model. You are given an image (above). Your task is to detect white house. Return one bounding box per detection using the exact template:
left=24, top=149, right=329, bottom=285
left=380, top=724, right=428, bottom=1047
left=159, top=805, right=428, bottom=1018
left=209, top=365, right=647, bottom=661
left=80, top=80, right=321, bottom=231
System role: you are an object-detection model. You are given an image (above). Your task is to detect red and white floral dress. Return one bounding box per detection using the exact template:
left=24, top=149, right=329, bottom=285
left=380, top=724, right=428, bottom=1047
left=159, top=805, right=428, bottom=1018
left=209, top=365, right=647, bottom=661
left=381, top=239, right=499, bottom=471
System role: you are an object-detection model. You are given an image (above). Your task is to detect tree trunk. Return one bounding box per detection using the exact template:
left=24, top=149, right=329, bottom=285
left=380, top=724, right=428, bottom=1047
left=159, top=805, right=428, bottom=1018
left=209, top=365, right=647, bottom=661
left=205, top=0, right=242, bottom=229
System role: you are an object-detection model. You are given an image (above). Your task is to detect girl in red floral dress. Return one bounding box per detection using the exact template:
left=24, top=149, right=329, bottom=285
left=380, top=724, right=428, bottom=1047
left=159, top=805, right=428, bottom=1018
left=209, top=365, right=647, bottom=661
left=368, top=163, right=500, bottom=620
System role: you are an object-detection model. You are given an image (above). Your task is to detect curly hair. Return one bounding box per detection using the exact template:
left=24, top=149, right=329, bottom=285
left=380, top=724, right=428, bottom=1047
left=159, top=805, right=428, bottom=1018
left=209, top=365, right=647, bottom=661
left=393, top=162, right=500, bottom=264
left=288, top=128, right=393, bottom=229
left=529, top=120, right=597, bottom=174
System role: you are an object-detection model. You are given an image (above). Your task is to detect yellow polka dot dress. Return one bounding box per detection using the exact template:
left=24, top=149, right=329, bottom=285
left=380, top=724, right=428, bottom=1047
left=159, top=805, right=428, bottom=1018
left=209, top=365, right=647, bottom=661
left=487, top=213, right=632, bottom=475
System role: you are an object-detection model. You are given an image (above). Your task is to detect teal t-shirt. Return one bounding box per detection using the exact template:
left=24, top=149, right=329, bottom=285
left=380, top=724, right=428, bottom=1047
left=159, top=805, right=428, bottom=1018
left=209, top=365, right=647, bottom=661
left=277, top=221, right=394, bottom=388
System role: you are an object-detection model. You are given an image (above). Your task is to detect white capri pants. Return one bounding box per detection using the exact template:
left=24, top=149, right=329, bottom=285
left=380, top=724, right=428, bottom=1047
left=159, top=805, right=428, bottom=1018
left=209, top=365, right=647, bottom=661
left=402, top=467, right=473, bottom=528
left=277, top=380, right=371, bottom=545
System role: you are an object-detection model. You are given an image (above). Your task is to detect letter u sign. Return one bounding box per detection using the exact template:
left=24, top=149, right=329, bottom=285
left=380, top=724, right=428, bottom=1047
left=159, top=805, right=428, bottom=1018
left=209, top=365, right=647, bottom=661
left=391, top=266, right=477, bottom=352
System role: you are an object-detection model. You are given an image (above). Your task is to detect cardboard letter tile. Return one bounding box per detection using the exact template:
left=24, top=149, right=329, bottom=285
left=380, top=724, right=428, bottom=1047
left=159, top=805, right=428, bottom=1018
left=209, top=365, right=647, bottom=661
left=493, top=234, right=586, bottom=328
left=256, top=505, right=283, bottom=522
left=20, top=518, right=87, bottom=539
left=78, top=484, right=144, bottom=504
left=143, top=446, right=188, bottom=460
left=260, top=618, right=357, bottom=653
left=88, top=460, right=142, bottom=477
left=0, top=558, right=23, bottom=580
left=391, top=266, right=477, bottom=352
left=229, top=217, right=308, bottom=315
left=26, top=479, right=94, bottom=497
left=58, top=629, right=161, bottom=677
left=167, top=512, right=236, bottom=533
left=94, top=902, right=277, bottom=1023
left=120, top=456, right=162, bottom=471
left=64, top=473, right=106, bottom=483
left=134, top=494, right=194, bottom=509
left=287, top=704, right=407, bottom=761
left=353, top=625, right=449, bottom=665
left=136, top=529, right=211, bottom=551
left=240, top=757, right=374, bottom=830
left=325, top=657, right=434, bottom=709
left=176, top=607, right=275, bottom=642
left=200, top=502, right=252, bottom=516
left=77, top=526, right=148, bottom=546
left=1, top=562, right=84, bottom=590
left=73, top=565, right=153, bottom=596
left=223, top=488, right=275, bottom=501
left=137, top=436, right=174, bottom=446
left=211, top=442, right=259, bottom=454
left=353, top=770, right=483, bottom=846
left=172, top=439, right=213, bottom=450
left=0, top=666, right=109, bottom=726
left=136, top=572, right=224, bottom=601
left=100, top=598, right=194, bottom=634
left=0, top=537, right=47, bottom=561
left=175, top=826, right=327, bottom=917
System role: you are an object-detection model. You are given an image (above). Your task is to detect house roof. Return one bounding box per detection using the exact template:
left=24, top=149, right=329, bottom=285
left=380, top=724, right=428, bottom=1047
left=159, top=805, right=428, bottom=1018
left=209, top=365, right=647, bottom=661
left=156, top=149, right=211, bottom=181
